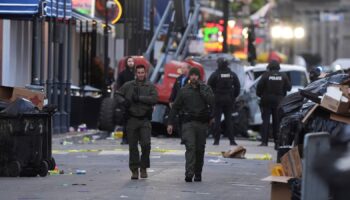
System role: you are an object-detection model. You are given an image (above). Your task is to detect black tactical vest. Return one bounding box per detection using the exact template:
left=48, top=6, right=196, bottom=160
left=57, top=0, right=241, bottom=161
left=215, top=71, right=235, bottom=95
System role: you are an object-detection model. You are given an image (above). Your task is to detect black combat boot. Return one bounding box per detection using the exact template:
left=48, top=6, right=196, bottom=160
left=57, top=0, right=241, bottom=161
left=131, top=169, right=139, bottom=180
left=194, top=174, right=202, bottom=182
left=185, top=174, right=193, bottom=182
left=230, top=140, right=237, bottom=146
left=140, top=168, right=148, bottom=178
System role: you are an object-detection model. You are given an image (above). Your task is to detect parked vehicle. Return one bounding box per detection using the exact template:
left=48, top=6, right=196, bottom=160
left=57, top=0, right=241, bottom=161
left=192, top=53, right=249, bottom=137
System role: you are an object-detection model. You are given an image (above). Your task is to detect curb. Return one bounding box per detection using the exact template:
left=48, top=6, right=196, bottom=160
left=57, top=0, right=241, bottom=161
left=53, top=130, right=110, bottom=144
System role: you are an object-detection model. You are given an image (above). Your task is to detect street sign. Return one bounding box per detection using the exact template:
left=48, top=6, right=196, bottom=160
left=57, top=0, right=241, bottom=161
left=111, top=0, right=122, bottom=24
left=320, top=12, right=344, bottom=22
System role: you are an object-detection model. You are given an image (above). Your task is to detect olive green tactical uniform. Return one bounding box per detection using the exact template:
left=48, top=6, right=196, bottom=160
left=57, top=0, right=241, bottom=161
left=119, top=80, right=158, bottom=170
left=169, top=82, right=214, bottom=177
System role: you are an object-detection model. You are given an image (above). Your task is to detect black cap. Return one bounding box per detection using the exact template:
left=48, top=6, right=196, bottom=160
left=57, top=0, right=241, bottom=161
left=188, top=67, right=201, bottom=78
left=267, top=60, right=280, bottom=71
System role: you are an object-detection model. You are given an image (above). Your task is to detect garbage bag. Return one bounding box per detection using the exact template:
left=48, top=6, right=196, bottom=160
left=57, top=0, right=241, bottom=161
left=305, top=115, right=344, bottom=137
left=279, top=113, right=304, bottom=146
left=288, top=178, right=302, bottom=200
left=0, top=98, right=38, bottom=116
left=303, top=73, right=349, bottom=95
left=331, top=125, right=350, bottom=145
left=278, top=92, right=305, bottom=117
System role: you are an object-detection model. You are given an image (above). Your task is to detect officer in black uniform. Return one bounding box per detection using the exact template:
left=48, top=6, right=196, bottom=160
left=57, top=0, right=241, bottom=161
left=256, top=60, right=291, bottom=148
left=208, top=57, right=241, bottom=145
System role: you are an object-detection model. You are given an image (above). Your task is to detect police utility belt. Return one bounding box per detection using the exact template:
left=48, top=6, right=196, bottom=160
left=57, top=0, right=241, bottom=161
left=128, top=111, right=152, bottom=120
left=182, top=113, right=209, bottom=123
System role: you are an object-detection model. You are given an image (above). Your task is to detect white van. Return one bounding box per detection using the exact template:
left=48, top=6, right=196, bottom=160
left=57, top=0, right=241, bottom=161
left=239, top=63, right=310, bottom=126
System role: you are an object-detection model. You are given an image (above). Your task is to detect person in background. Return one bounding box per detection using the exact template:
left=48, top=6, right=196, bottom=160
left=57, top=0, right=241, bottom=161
left=309, top=66, right=323, bottom=82
left=169, top=64, right=191, bottom=144
left=256, top=60, right=291, bottom=149
left=116, top=57, right=136, bottom=145
left=207, top=57, right=240, bottom=146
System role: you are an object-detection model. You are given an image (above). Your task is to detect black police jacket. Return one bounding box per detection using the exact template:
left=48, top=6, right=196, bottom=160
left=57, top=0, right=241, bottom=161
left=207, top=67, right=241, bottom=104
left=256, top=70, right=292, bottom=106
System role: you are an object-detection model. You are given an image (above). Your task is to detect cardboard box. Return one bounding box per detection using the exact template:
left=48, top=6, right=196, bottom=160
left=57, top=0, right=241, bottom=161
left=302, top=104, right=319, bottom=124
left=261, top=176, right=292, bottom=200
left=0, top=86, right=45, bottom=109
left=280, top=147, right=302, bottom=178
left=320, top=86, right=349, bottom=113
left=330, top=113, right=350, bottom=124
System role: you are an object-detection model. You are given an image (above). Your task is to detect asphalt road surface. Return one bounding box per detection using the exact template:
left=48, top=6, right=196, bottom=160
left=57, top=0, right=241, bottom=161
left=0, top=135, right=275, bottom=200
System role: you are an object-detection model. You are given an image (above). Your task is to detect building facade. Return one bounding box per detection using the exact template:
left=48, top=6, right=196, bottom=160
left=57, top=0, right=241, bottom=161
left=279, top=0, right=350, bottom=66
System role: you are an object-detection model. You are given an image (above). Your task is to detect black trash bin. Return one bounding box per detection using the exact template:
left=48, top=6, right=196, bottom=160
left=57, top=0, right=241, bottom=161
left=0, top=99, right=56, bottom=177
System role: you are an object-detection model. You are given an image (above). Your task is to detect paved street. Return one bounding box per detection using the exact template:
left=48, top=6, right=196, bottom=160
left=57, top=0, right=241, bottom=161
left=0, top=134, right=276, bottom=200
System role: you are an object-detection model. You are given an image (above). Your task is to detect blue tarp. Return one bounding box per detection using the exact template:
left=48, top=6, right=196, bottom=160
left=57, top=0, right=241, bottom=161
left=45, top=0, right=72, bottom=19
left=0, top=0, right=40, bottom=15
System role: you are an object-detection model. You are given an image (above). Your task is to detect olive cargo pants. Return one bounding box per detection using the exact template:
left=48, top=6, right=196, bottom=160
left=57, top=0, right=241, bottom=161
left=126, top=117, right=151, bottom=170
left=182, top=121, right=208, bottom=176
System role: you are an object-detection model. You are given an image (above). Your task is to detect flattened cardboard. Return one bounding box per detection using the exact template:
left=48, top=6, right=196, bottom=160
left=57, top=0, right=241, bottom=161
left=302, top=104, right=319, bottom=124
left=330, top=113, right=350, bottom=124
left=280, top=147, right=302, bottom=178
left=0, top=86, right=44, bottom=109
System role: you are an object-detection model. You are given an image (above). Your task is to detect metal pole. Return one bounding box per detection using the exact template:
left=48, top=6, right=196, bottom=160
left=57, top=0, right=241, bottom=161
left=52, top=0, right=60, bottom=133
left=222, top=0, right=229, bottom=53
left=59, top=0, right=68, bottom=133
left=47, top=0, right=54, bottom=104
left=40, top=16, right=45, bottom=86
left=103, top=0, right=109, bottom=97
left=66, top=19, right=72, bottom=130
left=31, top=17, right=40, bottom=85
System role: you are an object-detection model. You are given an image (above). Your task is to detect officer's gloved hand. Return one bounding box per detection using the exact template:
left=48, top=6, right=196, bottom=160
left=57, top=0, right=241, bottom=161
left=132, top=92, right=139, bottom=103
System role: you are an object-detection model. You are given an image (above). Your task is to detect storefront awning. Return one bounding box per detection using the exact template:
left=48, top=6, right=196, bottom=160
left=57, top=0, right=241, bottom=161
left=0, top=0, right=40, bottom=15
left=45, top=0, right=72, bottom=19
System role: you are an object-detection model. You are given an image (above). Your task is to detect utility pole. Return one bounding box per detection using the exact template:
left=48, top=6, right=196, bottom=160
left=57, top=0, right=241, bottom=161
left=222, top=0, right=229, bottom=53
left=103, top=0, right=109, bottom=97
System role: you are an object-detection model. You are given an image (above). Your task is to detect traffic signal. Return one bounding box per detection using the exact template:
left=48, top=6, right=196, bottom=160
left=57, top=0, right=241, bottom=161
left=247, top=24, right=257, bottom=65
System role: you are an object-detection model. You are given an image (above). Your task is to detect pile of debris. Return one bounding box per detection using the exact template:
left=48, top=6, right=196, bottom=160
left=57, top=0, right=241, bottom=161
left=278, top=73, right=350, bottom=150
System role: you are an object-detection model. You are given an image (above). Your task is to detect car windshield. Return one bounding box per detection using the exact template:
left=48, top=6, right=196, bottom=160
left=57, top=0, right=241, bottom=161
left=253, top=70, right=308, bottom=87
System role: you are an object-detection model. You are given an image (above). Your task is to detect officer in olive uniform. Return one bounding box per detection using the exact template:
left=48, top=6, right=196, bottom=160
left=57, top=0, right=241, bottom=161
left=167, top=67, right=215, bottom=182
left=208, top=57, right=241, bottom=146
left=256, top=60, right=291, bottom=148
left=119, top=65, right=158, bottom=180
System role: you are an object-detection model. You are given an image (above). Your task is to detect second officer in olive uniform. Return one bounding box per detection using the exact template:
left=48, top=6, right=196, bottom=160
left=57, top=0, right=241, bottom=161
left=167, top=67, right=215, bottom=182
left=119, top=65, right=158, bottom=180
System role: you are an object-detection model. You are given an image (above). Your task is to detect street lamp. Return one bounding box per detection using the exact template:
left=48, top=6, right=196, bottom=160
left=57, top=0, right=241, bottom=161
left=270, top=24, right=305, bottom=63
